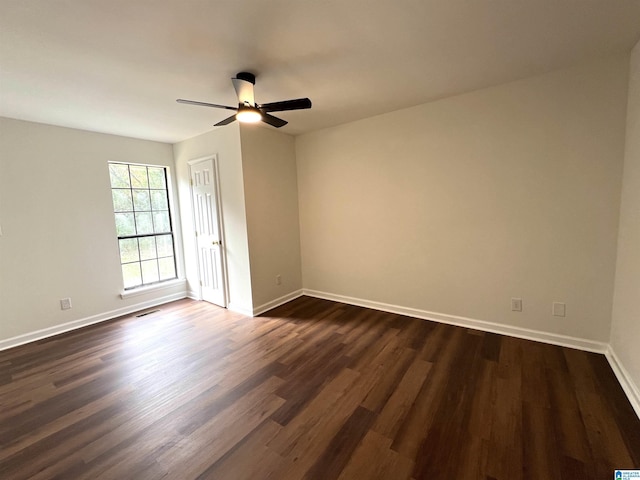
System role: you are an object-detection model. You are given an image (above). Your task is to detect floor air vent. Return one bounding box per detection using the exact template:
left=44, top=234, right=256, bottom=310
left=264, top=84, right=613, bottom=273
left=136, top=309, right=160, bottom=317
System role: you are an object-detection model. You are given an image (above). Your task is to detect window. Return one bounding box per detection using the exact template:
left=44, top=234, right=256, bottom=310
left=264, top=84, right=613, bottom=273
left=109, top=163, right=177, bottom=289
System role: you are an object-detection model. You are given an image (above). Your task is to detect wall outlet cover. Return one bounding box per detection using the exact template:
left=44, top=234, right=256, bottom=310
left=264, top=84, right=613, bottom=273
left=553, top=302, right=566, bottom=317
left=511, top=298, right=523, bottom=312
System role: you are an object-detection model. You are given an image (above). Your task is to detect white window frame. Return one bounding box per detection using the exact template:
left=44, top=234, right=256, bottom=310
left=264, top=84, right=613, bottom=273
left=108, top=162, right=178, bottom=291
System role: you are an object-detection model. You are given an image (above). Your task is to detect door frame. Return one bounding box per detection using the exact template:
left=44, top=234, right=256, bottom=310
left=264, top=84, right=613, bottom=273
left=188, top=154, right=229, bottom=307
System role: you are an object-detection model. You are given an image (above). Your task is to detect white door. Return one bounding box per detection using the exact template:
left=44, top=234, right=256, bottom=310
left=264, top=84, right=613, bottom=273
left=190, top=156, right=227, bottom=307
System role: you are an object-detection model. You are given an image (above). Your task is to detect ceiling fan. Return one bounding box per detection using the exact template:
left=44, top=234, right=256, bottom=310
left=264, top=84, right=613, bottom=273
left=177, top=72, right=312, bottom=128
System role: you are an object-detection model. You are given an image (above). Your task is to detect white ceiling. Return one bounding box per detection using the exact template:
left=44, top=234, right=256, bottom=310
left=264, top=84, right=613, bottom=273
left=1, top=0, right=639, bottom=144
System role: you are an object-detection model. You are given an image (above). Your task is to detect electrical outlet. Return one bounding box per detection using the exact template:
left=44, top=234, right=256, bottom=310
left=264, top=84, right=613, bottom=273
left=552, top=302, right=566, bottom=317
left=511, top=297, right=522, bottom=312
left=275, top=275, right=282, bottom=285
left=60, top=298, right=72, bottom=310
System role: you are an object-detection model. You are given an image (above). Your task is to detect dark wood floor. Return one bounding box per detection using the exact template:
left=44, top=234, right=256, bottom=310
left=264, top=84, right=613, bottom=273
left=0, top=296, right=638, bottom=479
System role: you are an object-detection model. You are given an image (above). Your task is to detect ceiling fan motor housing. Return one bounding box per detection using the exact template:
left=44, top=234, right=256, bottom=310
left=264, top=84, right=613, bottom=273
left=235, top=72, right=256, bottom=84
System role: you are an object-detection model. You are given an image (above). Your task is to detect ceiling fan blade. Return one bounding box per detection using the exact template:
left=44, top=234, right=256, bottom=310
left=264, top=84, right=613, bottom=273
left=177, top=99, right=237, bottom=111
left=261, top=113, right=288, bottom=128
left=214, top=114, right=237, bottom=127
left=259, top=98, right=312, bottom=113
left=232, top=77, right=255, bottom=106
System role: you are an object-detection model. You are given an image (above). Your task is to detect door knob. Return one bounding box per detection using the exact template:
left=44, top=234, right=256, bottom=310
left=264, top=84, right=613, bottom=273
left=212, top=240, right=221, bottom=246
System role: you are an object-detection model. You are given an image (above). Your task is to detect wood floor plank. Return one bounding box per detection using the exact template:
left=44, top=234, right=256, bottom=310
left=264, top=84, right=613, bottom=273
left=194, top=419, right=284, bottom=480
left=360, top=345, right=416, bottom=413
left=303, top=405, right=377, bottom=480
left=410, top=330, right=485, bottom=479
left=337, top=429, right=415, bottom=480
left=265, top=368, right=364, bottom=479
left=522, top=402, right=562, bottom=480
left=485, top=336, right=524, bottom=480
left=588, top=353, right=640, bottom=466
left=390, top=326, right=468, bottom=458
left=371, top=356, right=432, bottom=439
left=0, top=297, right=637, bottom=480
left=157, top=377, right=286, bottom=478
left=546, top=368, right=594, bottom=465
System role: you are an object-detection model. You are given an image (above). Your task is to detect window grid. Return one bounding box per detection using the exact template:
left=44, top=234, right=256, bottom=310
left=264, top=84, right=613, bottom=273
left=109, top=163, right=177, bottom=289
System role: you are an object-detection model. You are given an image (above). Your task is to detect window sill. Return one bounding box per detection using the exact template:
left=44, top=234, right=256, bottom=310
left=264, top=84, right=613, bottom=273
left=120, top=278, right=187, bottom=299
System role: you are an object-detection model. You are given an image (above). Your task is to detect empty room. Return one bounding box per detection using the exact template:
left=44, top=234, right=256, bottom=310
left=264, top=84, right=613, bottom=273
left=1, top=1, right=639, bottom=479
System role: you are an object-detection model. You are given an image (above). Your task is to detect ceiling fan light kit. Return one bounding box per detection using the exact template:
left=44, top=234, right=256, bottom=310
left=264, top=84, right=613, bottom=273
left=235, top=105, right=262, bottom=123
left=177, top=71, right=312, bottom=128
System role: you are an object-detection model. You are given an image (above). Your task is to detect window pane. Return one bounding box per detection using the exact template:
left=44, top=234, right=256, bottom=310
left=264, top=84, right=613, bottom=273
left=158, top=257, right=176, bottom=280
left=141, top=259, right=159, bottom=284
left=112, top=189, right=133, bottom=212
left=109, top=164, right=130, bottom=188
left=139, top=236, right=157, bottom=261
left=156, top=234, right=174, bottom=257
left=153, top=211, right=170, bottom=233
left=119, top=238, right=139, bottom=263
left=133, top=190, right=151, bottom=211
left=110, top=163, right=175, bottom=290
left=122, top=263, right=142, bottom=289
left=115, top=212, right=136, bottom=236
left=148, top=167, right=166, bottom=189
left=150, top=190, right=168, bottom=211
left=135, top=212, right=154, bottom=234
left=130, top=165, right=149, bottom=188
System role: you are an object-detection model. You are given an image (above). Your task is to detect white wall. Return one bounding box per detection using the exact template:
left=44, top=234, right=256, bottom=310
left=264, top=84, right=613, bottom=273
left=172, top=125, right=254, bottom=314
left=0, top=117, right=184, bottom=343
left=611, top=41, right=640, bottom=401
left=240, top=125, right=302, bottom=310
left=296, top=55, right=629, bottom=343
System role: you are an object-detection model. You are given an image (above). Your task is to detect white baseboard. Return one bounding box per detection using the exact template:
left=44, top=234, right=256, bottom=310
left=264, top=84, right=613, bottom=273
left=0, top=291, right=187, bottom=352
left=302, top=289, right=608, bottom=353
left=605, top=347, right=640, bottom=419
left=227, top=302, right=254, bottom=317
left=187, top=289, right=200, bottom=301
left=253, top=289, right=304, bottom=316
